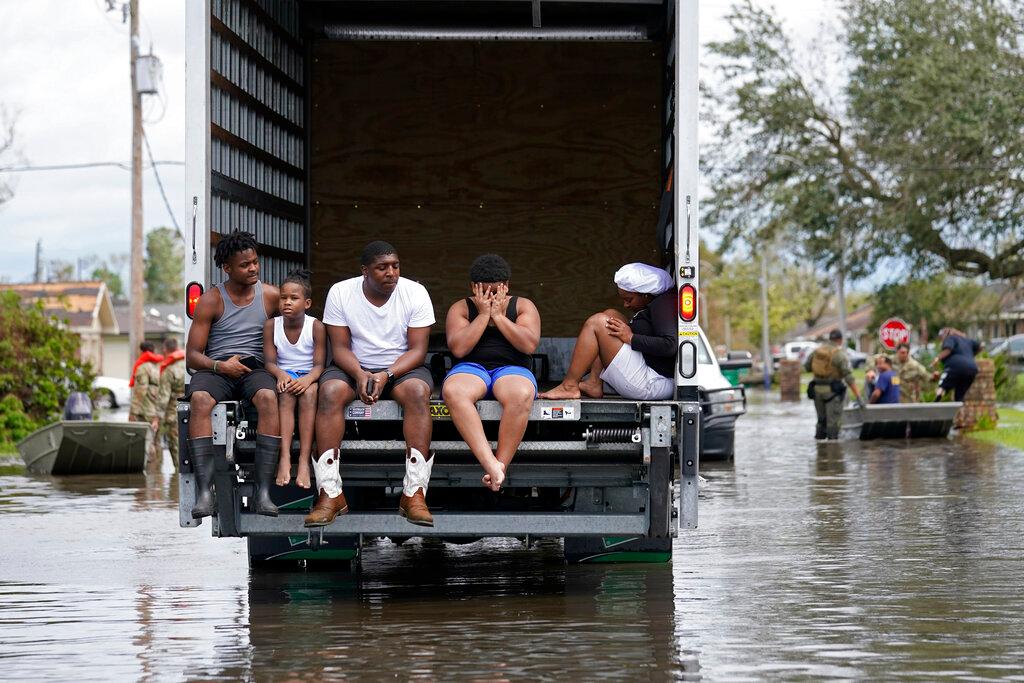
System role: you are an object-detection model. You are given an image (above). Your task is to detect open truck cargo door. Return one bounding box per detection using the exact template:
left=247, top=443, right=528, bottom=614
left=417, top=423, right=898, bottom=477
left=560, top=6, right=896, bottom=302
left=183, top=0, right=702, bottom=565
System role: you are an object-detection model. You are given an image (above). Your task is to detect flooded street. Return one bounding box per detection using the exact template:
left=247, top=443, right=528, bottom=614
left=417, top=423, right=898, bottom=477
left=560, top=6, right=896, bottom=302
left=2, top=394, right=1024, bottom=680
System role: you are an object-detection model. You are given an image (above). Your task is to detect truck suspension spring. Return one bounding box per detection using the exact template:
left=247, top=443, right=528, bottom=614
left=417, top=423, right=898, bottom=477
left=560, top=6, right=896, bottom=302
left=584, top=426, right=642, bottom=445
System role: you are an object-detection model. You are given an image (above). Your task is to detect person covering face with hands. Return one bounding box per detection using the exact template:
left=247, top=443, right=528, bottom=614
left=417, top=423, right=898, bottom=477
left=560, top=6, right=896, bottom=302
left=442, top=254, right=541, bottom=492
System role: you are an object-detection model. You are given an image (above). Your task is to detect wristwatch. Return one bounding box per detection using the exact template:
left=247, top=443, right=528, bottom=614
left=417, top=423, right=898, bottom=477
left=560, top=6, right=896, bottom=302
left=385, top=369, right=395, bottom=383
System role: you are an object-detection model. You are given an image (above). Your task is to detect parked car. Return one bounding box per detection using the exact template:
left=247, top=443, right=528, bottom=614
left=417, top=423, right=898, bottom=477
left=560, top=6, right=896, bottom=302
left=846, top=348, right=868, bottom=369
left=989, top=335, right=1024, bottom=370
left=783, top=341, right=818, bottom=363
left=698, top=331, right=748, bottom=460
left=92, top=376, right=130, bottom=410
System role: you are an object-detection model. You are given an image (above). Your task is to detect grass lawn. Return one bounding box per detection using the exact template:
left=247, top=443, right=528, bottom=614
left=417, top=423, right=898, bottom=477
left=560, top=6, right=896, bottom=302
left=968, top=408, right=1024, bottom=452
left=0, top=452, right=25, bottom=475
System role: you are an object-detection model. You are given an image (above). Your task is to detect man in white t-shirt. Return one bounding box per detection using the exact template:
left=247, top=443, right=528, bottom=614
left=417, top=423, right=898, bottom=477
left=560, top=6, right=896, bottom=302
left=305, top=240, right=437, bottom=528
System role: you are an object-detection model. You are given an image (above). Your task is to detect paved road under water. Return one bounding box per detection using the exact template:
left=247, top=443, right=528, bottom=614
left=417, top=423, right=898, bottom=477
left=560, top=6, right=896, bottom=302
left=2, top=394, right=1023, bottom=680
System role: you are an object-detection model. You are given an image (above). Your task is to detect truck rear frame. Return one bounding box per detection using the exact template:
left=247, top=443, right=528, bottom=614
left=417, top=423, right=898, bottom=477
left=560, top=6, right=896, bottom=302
left=181, top=0, right=702, bottom=566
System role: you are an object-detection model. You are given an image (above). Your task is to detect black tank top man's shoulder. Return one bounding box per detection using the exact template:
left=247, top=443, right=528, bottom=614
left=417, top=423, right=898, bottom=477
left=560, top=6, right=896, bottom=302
left=462, top=296, right=533, bottom=371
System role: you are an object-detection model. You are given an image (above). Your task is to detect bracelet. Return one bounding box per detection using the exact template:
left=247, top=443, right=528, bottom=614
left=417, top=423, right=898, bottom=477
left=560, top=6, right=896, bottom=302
left=213, top=360, right=219, bottom=374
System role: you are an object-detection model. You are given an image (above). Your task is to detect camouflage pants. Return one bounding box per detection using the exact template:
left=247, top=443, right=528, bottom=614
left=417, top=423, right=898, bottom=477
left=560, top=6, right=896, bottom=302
left=813, top=384, right=845, bottom=440
left=159, top=410, right=179, bottom=468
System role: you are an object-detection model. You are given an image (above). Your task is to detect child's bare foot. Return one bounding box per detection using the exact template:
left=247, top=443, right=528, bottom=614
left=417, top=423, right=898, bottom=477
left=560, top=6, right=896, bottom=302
left=275, top=456, right=292, bottom=486
left=481, top=460, right=505, bottom=492
left=579, top=378, right=604, bottom=398
left=539, top=382, right=581, bottom=400
left=295, top=457, right=311, bottom=489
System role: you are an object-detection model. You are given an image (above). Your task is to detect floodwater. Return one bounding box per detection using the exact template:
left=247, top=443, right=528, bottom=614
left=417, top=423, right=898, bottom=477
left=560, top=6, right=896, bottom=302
left=2, top=395, right=1024, bottom=680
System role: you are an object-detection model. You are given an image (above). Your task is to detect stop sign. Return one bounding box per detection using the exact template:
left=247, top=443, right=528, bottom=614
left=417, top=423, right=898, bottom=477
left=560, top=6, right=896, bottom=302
left=879, top=318, right=911, bottom=350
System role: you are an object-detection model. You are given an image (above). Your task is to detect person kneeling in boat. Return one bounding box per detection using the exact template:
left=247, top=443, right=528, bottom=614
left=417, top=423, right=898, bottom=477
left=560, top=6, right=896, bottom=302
left=541, top=263, right=675, bottom=401
left=443, top=254, right=541, bottom=491
left=868, top=354, right=900, bottom=405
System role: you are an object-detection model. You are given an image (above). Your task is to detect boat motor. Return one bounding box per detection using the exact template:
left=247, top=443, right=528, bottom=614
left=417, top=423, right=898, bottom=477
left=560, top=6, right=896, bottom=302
left=63, top=392, right=93, bottom=421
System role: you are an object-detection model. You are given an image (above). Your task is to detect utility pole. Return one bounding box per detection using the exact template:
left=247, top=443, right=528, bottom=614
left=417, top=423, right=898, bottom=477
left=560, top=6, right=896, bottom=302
left=34, top=240, right=42, bottom=282
left=128, top=0, right=144, bottom=363
left=837, top=266, right=848, bottom=343
left=760, top=250, right=771, bottom=391
left=836, top=230, right=848, bottom=346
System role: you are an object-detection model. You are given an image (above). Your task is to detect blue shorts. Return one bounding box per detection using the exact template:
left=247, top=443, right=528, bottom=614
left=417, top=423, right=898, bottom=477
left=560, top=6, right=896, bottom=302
left=284, top=369, right=307, bottom=380
left=443, top=362, right=538, bottom=398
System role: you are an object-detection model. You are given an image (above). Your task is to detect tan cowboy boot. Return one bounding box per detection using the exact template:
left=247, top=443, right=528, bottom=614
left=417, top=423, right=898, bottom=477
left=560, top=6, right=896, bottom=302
left=399, top=489, right=433, bottom=527
left=304, top=489, right=349, bottom=527
left=398, top=448, right=434, bottom=527
left=304, top=448, right=348, bottom=528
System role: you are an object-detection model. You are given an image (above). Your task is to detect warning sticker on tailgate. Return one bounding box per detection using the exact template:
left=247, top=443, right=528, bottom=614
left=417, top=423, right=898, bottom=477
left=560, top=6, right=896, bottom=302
left=541, top=405, right=575, bottom=420
left=429, top=402, right=451, bottom=419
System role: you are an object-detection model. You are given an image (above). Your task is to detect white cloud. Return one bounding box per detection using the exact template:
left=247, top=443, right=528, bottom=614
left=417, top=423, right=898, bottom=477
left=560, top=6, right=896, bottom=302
left=0, top=0, right=185, bottom=282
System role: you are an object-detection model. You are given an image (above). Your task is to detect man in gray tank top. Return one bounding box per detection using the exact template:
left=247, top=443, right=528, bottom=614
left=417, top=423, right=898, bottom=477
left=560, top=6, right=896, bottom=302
left=184, top=231, right=282, bottom=518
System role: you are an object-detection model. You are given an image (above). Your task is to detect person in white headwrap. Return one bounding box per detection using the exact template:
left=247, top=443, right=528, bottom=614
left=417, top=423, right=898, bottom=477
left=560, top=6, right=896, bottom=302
left=541, top=263, right=676, bottom=401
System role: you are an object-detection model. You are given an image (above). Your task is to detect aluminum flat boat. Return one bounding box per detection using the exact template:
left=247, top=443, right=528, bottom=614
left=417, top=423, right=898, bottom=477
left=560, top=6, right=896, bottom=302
left=841, top=402, right=963, bottom=440
left=17, top=421, right=150, bottom=475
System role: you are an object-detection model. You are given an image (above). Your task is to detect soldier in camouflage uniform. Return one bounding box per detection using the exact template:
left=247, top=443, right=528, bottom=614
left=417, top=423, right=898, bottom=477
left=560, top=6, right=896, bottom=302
left=129, top=341, right=163, bottom=424
left=804, top=330, right=864, bottom=440
left=153, top=337, right=186, bottom=469
left=893, top=343, right=929, bottom=403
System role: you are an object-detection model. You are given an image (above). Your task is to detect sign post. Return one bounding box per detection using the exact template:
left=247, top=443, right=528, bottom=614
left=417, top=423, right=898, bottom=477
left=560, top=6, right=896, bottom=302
left=879, top=318, right=911, bottom=351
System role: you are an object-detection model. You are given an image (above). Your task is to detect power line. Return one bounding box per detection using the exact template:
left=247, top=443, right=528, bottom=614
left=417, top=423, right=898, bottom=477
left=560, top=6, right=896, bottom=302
left=142, top=129, right=183, bottom=240
left=0, top=161, right=183, bottom=172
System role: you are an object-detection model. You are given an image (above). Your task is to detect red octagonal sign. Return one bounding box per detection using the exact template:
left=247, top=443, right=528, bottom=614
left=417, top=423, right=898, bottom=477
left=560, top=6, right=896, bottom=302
left=879, top=318, right=911, bottom=350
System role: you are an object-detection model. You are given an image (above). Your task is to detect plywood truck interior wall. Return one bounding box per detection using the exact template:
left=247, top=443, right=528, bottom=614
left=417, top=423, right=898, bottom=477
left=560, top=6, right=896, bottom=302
left=309, top=40, right=664, bottom=337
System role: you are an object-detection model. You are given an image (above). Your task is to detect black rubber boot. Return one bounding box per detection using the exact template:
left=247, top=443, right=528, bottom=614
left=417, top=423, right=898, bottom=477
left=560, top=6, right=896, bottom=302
left=189, top=437, right=216, bottom=519
left=251, top=434, right=281, bottom=517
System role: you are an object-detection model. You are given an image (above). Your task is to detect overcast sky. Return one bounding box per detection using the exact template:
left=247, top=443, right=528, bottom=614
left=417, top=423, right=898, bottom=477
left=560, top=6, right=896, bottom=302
left=0, top=0, right=834, bottom=283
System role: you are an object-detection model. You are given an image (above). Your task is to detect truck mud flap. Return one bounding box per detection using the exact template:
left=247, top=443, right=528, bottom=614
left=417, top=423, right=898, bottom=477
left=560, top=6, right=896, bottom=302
left=563, top=536, right=672, bottom=564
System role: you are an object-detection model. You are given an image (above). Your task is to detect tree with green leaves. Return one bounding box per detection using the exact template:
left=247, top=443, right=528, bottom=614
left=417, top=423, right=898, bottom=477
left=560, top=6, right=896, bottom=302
left=870, top=275, right=1000, bottom=343
left=704, top=0, right=1024, bottom=279
left=91, top=265, right=124, bottom=300
left=703, top=244, right=836, bottom=349
left=0, top=291, right=95, bottom=447
left=144, top=227, right=183, bottom=303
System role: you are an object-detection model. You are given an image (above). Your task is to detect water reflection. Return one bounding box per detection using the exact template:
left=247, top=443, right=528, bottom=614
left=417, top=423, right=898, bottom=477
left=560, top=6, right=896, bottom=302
left=2, top=393, right=1024, bottom=679
left=238, top=543, right=682, bottom=680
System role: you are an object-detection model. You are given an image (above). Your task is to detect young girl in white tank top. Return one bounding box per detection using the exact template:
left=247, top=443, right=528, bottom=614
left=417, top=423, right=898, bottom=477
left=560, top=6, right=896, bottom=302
left=263, top=270, right=326, bottom=490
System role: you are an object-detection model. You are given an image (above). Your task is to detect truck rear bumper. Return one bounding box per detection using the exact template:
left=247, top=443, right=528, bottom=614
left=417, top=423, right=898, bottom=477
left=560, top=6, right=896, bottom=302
left=236, top=511, right=649, bottom=538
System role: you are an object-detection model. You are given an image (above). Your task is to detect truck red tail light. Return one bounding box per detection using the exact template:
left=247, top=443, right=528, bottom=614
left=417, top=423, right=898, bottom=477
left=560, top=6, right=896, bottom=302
left=185, top=282, right=203, bottom=319
left=679, top=284, right=697, bottom=322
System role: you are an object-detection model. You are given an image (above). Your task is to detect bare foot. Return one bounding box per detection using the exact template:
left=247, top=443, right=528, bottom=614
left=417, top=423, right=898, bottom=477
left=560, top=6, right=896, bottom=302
left=539, top=382, right=581, bottom=400
left=295, top=457, right=311, bottom=489
left=275, top=456, right=292, bottom=486
left=481, top=460, right=506, bottom=492
left=579, top=378, right=604, bottom=398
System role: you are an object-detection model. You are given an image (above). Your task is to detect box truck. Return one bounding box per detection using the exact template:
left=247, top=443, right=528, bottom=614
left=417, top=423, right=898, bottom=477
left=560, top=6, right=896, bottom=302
left=179, top=0, right=731, bottom=567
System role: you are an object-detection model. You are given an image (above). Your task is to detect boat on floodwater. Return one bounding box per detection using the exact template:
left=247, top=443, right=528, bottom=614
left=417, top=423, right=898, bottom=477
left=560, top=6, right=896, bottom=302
left=17, top=421, right=150, bottom=475
left=841, top=402, right=964, bottom=440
